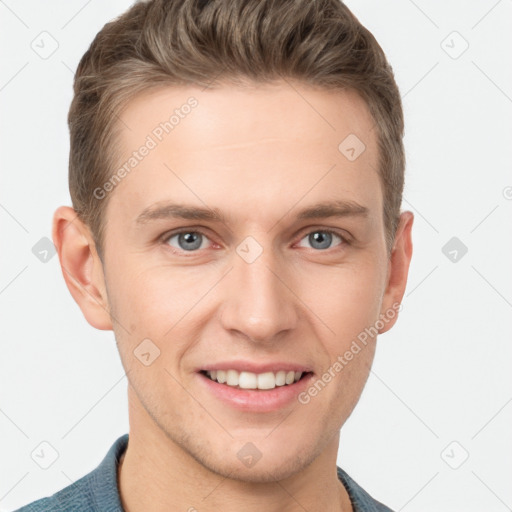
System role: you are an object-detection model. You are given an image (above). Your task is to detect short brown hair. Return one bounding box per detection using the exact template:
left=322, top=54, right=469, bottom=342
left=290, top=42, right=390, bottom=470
left=68, top=0, right=404, bottom=261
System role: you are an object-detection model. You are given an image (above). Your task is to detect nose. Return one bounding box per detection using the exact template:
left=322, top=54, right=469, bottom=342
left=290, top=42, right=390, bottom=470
left=219, top=244, right=298, bottom=344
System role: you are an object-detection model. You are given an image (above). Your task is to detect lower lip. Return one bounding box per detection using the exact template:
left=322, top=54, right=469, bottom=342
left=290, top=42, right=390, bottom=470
left=197, top=371, right=315, bottom=413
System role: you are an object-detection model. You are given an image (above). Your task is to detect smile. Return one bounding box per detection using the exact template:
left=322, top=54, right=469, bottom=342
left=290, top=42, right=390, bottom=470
left=201, top=369, right=308, bottom=390
left=197, top=369, right=315, bottom=413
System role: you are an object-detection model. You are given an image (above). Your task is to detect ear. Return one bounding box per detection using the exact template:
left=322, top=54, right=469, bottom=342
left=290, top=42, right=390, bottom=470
left=378, top=210, right=414, bottom=334
left=52, top=206, right=113, bottom=330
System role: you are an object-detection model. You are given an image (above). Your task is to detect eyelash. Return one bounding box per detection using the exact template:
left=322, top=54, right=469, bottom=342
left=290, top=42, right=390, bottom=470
left=160, top=227, right=350, bottom=255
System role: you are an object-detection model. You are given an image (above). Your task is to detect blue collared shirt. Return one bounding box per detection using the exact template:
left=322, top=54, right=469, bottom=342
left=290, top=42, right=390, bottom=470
left=14, top=434, right=394, bottom=512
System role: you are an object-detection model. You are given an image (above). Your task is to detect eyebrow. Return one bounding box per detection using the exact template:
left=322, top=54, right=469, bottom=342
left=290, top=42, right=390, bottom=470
left=135, top=199, right=369, bottom=225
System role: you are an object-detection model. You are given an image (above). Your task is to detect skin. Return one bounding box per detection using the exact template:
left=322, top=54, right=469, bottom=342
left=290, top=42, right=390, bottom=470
left=53, top=80, right=413, bottom=512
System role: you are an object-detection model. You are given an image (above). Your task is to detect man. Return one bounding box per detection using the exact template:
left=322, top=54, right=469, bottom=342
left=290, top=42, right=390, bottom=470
left=16, top=0, right=413, bottom=510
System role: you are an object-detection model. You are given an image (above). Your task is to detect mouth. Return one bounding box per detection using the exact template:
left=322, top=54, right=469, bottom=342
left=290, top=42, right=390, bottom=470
left=199, top=369, right=312, bottom=390
left=196, top=368, right=315, bottom=412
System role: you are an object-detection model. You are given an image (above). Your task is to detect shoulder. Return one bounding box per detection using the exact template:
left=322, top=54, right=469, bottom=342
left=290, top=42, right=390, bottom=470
left=13, top=475, right=95, bottom=512
left=13, top=434, right=129, bottom=512
left=337, top=466, right=395, bottom=512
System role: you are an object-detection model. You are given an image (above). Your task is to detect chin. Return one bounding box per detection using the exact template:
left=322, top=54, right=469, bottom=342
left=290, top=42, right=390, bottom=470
left=207, top=454, right=313, bottom=484
left=184, top=433, right=324, bottom=484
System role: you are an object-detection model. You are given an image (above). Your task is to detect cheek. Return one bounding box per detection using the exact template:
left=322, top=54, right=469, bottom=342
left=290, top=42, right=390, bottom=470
left=107, top=265, right=196, bottom=391
left=106, top=261, right=223, bottom=380
left=109, top=262, right=203, bottom=338
left=298, top=259, right=385, bottom=349
left=298, top=265, right=381, bottom=424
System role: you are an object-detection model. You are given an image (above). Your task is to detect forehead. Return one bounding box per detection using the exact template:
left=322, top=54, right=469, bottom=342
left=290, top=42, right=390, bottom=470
left=106, top=80, right=381, bottom=227
left=118, top=81, right=376, bottom=152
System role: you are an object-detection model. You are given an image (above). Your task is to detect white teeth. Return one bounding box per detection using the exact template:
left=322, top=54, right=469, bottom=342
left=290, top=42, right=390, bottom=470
left=257, top=372, right=276, bottom=390
left=205, top=369, right=305, bottom=390
left=239, top=371, right=257, bottom=389
left=275, top=370, right=286, bottom=386
left=226, top=369, right=239, bottom=386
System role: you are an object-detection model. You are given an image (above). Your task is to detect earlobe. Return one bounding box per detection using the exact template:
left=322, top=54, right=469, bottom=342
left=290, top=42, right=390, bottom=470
left=378, top=210, right=414, bottom=335
left=52, top=206, right=113, bottom=331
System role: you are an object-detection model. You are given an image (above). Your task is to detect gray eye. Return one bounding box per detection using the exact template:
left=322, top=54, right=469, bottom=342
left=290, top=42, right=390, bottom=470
left=309, top=231, right=332, bottom=250
left=168, top=232, right=206, bottom=251
left=297, top=231, right=342, bottom=250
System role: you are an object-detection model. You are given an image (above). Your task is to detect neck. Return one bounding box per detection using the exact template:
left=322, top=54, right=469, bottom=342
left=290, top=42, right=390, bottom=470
left=118, top=387, right=353, bottom=512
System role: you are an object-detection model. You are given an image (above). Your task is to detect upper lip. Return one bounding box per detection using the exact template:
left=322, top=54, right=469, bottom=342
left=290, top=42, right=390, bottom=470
left=198, top=360, right=313, bottom=374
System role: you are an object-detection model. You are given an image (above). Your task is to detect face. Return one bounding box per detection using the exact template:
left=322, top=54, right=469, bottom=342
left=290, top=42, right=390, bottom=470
left=57, top=80, right=412, bottom=483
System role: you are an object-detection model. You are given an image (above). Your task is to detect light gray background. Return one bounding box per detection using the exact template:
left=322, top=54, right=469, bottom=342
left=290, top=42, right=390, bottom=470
left=1, top=1, right=511, bottom=511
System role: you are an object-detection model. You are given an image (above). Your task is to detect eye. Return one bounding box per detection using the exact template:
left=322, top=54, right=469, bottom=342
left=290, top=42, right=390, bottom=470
left=161, top=227, right=348, bottom=255
left=165, top=230, right=212, bottom=252
left=296, top=229, right=346, bottom=251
